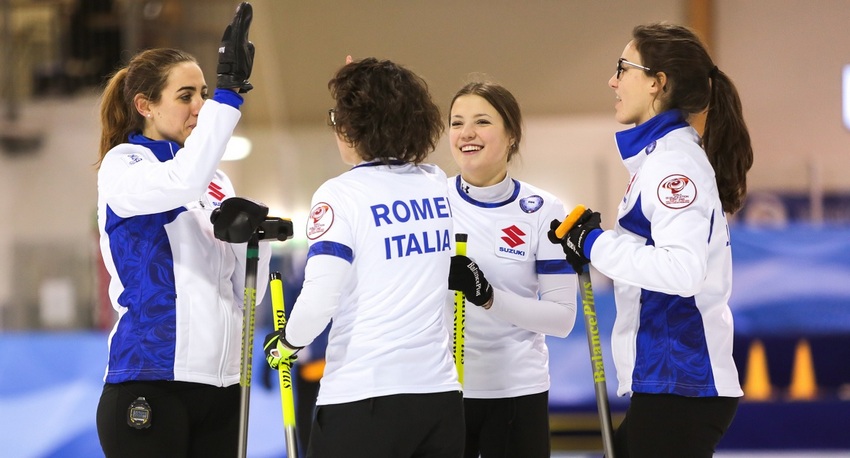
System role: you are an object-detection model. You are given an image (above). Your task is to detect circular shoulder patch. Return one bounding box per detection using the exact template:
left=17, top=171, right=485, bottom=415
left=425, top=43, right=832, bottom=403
left=646, top=141, right=657, bottom=154
left=519, top=195, right=544, bottom=213
left=657, top=174, right=697, bottom=209
left=306, top=202, right=334, bottom=240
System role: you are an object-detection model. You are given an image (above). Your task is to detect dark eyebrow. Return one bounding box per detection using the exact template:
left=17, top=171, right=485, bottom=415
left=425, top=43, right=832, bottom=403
left=176, top=85, right=208, bottom=93
left=451, top=113, right=492, bottom=119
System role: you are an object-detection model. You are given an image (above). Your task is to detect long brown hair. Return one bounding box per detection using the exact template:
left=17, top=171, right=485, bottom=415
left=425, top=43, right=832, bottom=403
left=633, top=23, right=753, bottom=214
left=97, top=48, right=198, bottom=167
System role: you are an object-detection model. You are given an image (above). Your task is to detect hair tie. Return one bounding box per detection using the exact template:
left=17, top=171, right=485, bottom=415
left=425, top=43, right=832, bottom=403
left=709, top=65, right=719, bottom=78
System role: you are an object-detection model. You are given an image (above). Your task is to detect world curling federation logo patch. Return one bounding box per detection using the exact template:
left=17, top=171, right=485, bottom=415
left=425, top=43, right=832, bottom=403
left=307, top=202, right=334, bottom=240
left=657, top=174, right=696, bottom=209
left=519, top=195, right=544, bottom=213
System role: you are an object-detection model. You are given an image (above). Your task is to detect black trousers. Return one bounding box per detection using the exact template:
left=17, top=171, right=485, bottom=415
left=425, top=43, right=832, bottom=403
left=613, top=392, right=739, bottom=458
left=307, top=391, right=465, bottom=458
left=462, top=391, right=550, bottom=458
left=96, top=381, right=240, bottom=458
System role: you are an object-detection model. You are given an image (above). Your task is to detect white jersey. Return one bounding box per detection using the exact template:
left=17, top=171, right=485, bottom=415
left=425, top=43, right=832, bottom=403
left=285, top=161, right=460, bottom=405
left=97, top=95, right=270, bottom=387
left=447, top=175, right=577, bottom=399
left=590, top=110, right=743, bottom=398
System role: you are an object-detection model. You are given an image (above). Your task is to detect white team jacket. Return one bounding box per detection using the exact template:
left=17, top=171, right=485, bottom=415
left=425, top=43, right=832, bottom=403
left=589, top=110, right=743, bottom=398
left=447, top=175, right=577, bottom=399
left=97, top=95, right=269, bottom=387
left=286, top=161, right=460, bottom=405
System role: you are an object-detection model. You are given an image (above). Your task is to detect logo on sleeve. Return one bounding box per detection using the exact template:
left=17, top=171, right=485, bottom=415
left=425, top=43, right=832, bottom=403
left=307, top=202, right=334, bottom=240
left=657, top=174, right=696, bottom=209
left=495, top=223, right=531, bottom=260
left=519, top=195, right=544, bottom=213
left=123, top=153, right=143, bottom=166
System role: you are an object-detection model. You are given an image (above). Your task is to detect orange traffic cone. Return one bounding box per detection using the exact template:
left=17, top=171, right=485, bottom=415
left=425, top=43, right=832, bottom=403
left=788, top=339, right=817, bottom=400
left=743, top=339, right=772, bottom=401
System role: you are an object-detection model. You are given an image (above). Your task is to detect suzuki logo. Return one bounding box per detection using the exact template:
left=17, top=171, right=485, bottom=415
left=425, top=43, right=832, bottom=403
left=208, top=182, right=226, bottom=201
left=501, top=225, right=526, bottom=248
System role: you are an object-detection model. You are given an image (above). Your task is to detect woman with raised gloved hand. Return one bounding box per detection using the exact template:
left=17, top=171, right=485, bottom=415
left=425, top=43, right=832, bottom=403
left=550, top=23, right=753, bottom=458
left=94, top=3, right=270, bottom=457
left=446, top=80, right=578, bottom=458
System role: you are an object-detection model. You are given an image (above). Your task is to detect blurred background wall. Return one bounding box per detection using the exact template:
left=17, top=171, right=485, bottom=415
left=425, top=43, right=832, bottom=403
left=0, top=0, right=849, bottom=456
left=1, top=0, right=848, bottom=329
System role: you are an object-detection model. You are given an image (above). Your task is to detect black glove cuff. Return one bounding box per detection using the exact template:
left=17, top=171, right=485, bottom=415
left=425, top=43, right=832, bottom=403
left=468, top=283, right=493, bottom=307
left=280, top=331, right=303, bottom=353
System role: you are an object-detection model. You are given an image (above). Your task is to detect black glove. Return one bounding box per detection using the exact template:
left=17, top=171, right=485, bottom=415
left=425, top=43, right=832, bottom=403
left=217, top=2, right=255, bottom=93
left=547, top=209, right=602, bottom=274
left=263, top=328, right=302, bottom=370
left=448, top=255, right=493, bottom=307
left=211, top=197, right=268, bottom=243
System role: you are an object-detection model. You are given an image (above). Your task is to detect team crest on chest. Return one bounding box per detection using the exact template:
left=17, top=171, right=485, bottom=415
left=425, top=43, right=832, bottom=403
left=519, top=195, right=544, bottom=213
left=307, top=202, right=334, bottom=240
left=494, top=222, right=531, bottom=260
left=657, top=174, right=697, bottom=209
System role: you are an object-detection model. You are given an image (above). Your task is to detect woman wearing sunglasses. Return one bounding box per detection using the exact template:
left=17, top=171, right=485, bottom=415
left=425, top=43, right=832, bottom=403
left=550, top=22, right=753, bottom=458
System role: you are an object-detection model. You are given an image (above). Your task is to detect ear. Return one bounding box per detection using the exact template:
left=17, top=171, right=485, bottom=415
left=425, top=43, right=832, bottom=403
left=650, top=71, right=668, bottom=95
left=133, top=94, right=151, bottom=118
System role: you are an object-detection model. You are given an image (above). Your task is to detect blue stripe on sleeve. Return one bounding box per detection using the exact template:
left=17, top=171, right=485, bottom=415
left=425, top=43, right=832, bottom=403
left=308, top=241, right=354, bottom=263
left=536, top=259, right=575, bottom=274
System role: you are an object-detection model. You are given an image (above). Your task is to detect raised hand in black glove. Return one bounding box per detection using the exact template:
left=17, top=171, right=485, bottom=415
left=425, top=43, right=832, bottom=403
left=217, top=2, right=255, bottom=93
left=448, top=255, right=494, bottom=308
left=547, top=209, right=603, bottom=274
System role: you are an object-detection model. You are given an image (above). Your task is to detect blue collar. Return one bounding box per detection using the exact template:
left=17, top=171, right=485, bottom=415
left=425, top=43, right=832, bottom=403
left=614, top=110, right=689, bottom=160
left=351, top=159, right=406, bottom=170
left=128, top=132, right=181, bottom=162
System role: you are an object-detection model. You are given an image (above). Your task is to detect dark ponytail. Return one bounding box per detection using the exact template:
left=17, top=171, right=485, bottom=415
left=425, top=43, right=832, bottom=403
left=703, top=69, right=753, bottom=214
left=633, top=23, right=753, bottom=214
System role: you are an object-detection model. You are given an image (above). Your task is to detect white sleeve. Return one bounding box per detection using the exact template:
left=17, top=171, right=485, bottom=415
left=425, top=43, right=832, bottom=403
left=99, top=100, right=241, bottom=217
left=283, top=254, right=351, bottom=347
left=487, top=273, right=577, bottom=337
left=590, top=156, right=711, bottom=296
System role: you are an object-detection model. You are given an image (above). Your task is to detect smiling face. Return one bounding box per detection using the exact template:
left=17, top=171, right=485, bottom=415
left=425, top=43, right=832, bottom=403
left=608, top=41, right=661, bottom=126
left=449, top=94, right=514, bottom=187
left=137, top=61, right=208, bottom=146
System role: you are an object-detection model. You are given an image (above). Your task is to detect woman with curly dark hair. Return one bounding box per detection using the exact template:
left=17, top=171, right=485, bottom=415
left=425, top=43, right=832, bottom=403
left=263, top=56, right=463, bottom=457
